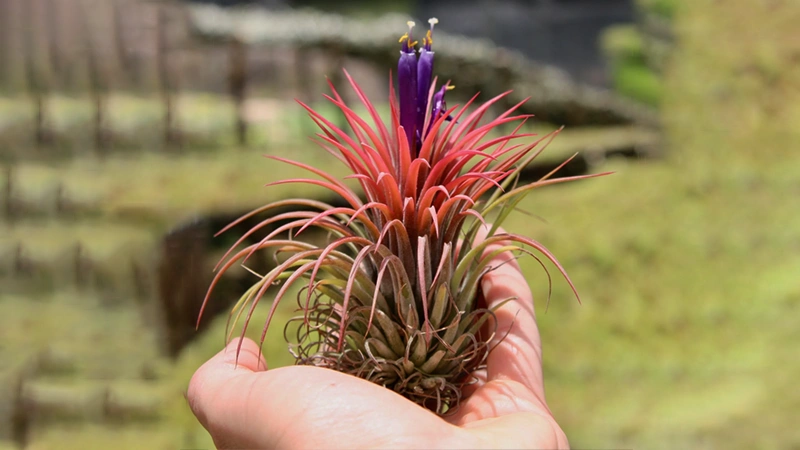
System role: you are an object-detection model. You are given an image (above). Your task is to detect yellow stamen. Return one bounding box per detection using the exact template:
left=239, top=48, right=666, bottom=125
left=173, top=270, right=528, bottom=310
left=426, top=18, right=438, bottom=47
left=399, top=21, right=418, bottom=48
left=446, top=85, right=455, bottom=90
left=408, top=21, right=417, bottom=47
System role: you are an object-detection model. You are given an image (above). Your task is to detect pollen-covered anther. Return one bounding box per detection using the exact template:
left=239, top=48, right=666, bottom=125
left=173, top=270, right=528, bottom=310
left=398, top=21, right=418, bottom=48
left=398, top=34, right=418, bottom=48
left=425, top=17, right=438, bottom=47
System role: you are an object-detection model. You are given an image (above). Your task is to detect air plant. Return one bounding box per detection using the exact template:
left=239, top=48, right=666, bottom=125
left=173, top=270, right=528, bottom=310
left=199, top=19, right=605, bottom=415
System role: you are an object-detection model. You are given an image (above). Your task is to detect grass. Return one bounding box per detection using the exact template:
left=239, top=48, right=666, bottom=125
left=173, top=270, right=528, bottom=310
left=6, top=143, right=347, bottom=227
left=1, top=222, right=153, bottom=260
left=0, top=276, right=297, bottom=448
left=508, top=157, right=800, bottom=448
left=611, top=58, right=663, bottom=106
left=638, top=0, right=679, bottom=19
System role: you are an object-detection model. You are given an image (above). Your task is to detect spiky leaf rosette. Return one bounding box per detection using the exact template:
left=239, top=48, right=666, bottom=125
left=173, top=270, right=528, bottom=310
left=199, top=23, right=606, bottom=415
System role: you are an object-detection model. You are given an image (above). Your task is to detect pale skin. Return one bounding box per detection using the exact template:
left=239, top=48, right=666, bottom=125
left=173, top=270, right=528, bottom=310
left=187, top=226, right=570, bottom=449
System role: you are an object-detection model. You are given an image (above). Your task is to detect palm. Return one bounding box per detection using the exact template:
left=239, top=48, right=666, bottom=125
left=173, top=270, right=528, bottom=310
left=188, top=230, right=569, bottom=449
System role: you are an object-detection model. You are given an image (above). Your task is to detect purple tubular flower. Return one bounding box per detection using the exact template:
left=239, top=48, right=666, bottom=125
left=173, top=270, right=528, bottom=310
left=416, top=20, right=437, bottom=143
left=430, top=84, right=450, bottom=126
left=416, top=51, right=432, bottom=143
left=398, top=21, right=418, bottom=155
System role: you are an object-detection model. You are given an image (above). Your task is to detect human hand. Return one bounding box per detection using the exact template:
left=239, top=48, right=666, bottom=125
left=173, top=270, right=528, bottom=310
left=187, top=226, right=569, bottom=449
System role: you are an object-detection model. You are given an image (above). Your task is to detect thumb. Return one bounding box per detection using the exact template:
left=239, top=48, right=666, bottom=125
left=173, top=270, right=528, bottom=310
left=186, top=338, right=269, bottom=449
left=187, top=338, right=467, bottom=449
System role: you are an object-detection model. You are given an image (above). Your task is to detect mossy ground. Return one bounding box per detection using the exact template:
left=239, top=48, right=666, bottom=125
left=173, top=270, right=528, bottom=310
left=2, top=0, right=798, bottom=448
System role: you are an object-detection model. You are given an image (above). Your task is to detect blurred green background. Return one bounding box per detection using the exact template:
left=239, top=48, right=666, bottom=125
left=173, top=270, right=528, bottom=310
left=1, top=0, right=798, bottom=448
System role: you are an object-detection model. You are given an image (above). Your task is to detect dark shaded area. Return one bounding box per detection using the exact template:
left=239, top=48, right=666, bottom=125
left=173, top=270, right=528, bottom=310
left=418, top=0, right=635, bottom=87
left=157, top=198, right=351, bottom=356
left=157, top=219, right=222, bottom=357
left=11, top=376, right=29, bottom=449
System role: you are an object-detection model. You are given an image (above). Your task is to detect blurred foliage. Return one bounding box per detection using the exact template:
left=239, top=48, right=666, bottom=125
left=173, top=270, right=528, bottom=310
left=295, top=0, right=413, bottom=18
left=603, top=24, right=647, bottom=61
left=639, top=0, right=679, bottom=19
left=601, top=0, right=679, bottom=107
left=613, top=62, right=663, bottom=107
left=602, top=25, right=664, bottom=106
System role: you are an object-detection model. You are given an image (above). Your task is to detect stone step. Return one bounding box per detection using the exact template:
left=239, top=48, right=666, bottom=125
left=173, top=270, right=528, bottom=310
left=1, top=374, right=169, bottom=445
left=0, top=222, right=156, bottom=298
left=0, top=331, right=166, bottom=440
left=21, top=381, right=165, bottom=425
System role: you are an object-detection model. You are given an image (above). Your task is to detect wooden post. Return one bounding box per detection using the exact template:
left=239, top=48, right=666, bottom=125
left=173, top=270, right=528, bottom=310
left=58, top=0, right=76, bottom=90
left=11, top=376, right=29, bottom=448
left=157, top=219, right=213, bottom=357
left=156, top=7, right=179, bottom=149
left=78, top=0, right=109, bottom=155
left=3, top=164, right=13, bottom=222
left=228, top=37, right=249, bottom=147
left=130, top=258, right=150, bottom=304
left=0, top=0, right=11, bottom=89
left=295, top=47, right=314, bottom=137
left=112, top=0, right=136, bottom=89
left=23, top=0, right=50, bottom=148
left=53, top=181, right=64, bottom=216
left=327, top=46, right=348, bottom=135
left=45, top=0, right=61, bottom=87
left=13, top=243, right=32, bottom=276
left=74, top=242, right=86, bottom=289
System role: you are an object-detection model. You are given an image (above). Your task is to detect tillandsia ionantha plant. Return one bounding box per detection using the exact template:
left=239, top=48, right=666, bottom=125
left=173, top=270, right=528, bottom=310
left=199, top=19, right=606, bottom=415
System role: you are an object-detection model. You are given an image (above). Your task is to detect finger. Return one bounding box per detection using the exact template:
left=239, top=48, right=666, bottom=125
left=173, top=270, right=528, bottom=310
left=187, top=338, right=468, bottom=449
left=466, top=411, right=569, bottom=449
left=473, top=225, right=547, bottom=400
left=186, top=338, right=268, bottom=448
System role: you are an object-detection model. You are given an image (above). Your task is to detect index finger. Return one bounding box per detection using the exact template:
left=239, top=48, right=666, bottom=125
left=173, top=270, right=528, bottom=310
left=474, top=225, right=546, bottom=399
